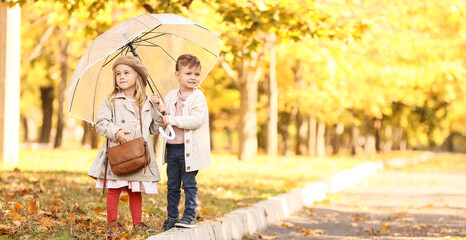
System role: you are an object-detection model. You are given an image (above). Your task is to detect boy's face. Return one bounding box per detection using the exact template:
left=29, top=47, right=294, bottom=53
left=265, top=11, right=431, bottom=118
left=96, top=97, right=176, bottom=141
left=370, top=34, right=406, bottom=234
left=175, top=65, right=201, bottom=91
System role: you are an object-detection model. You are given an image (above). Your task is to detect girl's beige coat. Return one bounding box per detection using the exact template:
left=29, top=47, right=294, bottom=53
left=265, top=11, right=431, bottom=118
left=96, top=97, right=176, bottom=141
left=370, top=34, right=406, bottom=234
left=88, top=92, right=164, bottom=182
left=161, top=89, right=211, bottom=172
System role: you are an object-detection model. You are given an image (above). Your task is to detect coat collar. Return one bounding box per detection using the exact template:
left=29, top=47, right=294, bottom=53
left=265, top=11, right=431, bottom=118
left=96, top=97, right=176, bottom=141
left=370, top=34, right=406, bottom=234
left=114, top=92, right=153, bottom=113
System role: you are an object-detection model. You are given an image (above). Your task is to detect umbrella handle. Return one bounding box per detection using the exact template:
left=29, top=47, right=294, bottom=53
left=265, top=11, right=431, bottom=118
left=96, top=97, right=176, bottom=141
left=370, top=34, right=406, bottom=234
left=159, top=125, right=176, bottom=140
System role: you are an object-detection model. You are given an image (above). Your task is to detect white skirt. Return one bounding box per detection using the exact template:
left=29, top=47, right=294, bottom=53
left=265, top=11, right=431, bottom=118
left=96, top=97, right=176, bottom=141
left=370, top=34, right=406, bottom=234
left=95, top=178, right=158, bottom=194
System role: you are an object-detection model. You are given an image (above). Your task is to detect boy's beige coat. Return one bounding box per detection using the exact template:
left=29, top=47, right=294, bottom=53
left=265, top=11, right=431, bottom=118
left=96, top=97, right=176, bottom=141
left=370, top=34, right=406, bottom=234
left=162, top=89, right=211, bottom=172
left=88, top=92, right=164, bottom=182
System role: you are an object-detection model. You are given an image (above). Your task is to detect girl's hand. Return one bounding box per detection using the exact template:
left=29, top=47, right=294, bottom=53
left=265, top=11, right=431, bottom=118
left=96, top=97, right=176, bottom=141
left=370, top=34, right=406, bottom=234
left=158, top=104, right=167, bottom=115
left=151, top=94, right=161, bottom=105
left=115, top=130, right=131, bottom=144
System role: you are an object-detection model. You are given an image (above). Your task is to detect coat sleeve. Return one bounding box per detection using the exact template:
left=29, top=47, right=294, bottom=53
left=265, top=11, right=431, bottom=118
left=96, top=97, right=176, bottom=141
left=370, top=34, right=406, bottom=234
left=149, top=102, right=164, bottom=135
left=95, top=98, right=121, bottom=142
left=168, top=94, right=207, bottom=130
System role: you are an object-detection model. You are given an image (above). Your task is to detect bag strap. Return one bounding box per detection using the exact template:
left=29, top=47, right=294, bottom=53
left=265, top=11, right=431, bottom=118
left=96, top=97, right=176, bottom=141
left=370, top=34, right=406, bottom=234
left=103, top=99, right=153, bottom=194
left=103, top=150, right=108, bottom=194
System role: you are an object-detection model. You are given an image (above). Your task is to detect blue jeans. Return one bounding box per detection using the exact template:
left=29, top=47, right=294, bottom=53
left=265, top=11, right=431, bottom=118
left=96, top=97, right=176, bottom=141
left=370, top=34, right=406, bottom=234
left=166, top=144, right=198, bottom=218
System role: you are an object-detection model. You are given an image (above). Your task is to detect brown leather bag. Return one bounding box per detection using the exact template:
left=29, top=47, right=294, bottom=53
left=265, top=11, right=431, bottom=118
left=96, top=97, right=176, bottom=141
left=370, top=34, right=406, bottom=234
left=102, top=107, right=152, bottom=193
left=107, top=136, right=150, bottom=175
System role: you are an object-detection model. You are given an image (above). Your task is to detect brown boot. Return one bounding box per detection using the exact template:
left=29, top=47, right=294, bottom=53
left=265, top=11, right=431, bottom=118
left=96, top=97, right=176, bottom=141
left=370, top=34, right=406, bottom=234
left=132, top=222, right=154, bottom=233
left=107, top=221, right=125, bottom=236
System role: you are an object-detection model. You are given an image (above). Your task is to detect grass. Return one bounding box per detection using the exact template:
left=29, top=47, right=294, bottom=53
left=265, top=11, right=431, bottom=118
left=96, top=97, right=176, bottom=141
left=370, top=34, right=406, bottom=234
left=0, top=149, right=423, bottom=239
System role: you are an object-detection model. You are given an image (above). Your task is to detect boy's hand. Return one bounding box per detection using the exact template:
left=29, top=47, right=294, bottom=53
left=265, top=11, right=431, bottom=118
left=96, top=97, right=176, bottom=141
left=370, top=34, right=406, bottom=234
left=115, top=130, right=131, bottom=144
left=162, top=115, right=170, bottom=126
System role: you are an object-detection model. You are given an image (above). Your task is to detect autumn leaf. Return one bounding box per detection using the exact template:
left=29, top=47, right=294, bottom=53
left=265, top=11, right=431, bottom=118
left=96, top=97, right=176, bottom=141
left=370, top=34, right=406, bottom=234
left=280, top=222, right=294, bottom=228
left=39, top=217, right=55, bottom=231
left=380, top=224, right=390, bottom=233
left=120, top=194, right=129, bottom=202
left=422, top=204, right=434, bottom=209
left=351, top=214, right=366, bottom=222
left=363, top=227, right=374, bottom=233
left=258, top=233, right=277, bottom=239
left=28, top=199, right=37, bottom=216
left=94, top=207, right=105, bottom=213
left=11, top=202, right=24, bottom=213
left=12, top=220, right=22, bottom=227
left=397, top=211, right=408, bottom=216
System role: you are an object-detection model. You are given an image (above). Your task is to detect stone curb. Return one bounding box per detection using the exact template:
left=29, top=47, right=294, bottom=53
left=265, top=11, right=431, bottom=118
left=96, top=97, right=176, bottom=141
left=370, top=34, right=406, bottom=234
left=147, top=152, right=431, bottom=240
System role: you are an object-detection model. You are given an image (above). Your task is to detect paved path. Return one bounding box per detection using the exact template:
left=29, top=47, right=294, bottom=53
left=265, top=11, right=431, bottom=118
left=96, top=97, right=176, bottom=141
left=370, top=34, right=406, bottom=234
left=250, top=169, right=466, bottom=239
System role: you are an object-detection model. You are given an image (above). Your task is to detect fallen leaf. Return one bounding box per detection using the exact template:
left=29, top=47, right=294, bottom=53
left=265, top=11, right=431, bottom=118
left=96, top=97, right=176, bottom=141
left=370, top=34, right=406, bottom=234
left=258, top=233, right=277, bottom=239
left=280, top=222, right=294, bottom=228
left=12, top=221, right=22, bottom=227
left=380, top=224, right=390, bottom=233
left=28, top=199, right=37, bottom=216
left=397, top=211, right=408, bottom=216
left=11, top=202, right=24, bottom=213
left=363, top=227, right=374, bottom=233
left=422, top=204, right=434, bottom=209
left=94, top=207, right=105, bottom=214
left=39, top=217, right=55, bottom=231
left=351, top=214, right=366, bottom=222
left=120, top=194, right=129, bottom=202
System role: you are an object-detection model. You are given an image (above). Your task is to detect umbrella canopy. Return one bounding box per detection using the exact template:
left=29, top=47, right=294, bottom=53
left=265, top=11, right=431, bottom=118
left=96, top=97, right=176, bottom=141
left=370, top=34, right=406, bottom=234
left=66, top=13, right=220, bottom=124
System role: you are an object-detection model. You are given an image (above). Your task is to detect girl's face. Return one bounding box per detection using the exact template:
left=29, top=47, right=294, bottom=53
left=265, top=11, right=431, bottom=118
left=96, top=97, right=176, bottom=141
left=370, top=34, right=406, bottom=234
left=114, top=64, right=137, bottom=93
left=175, top=65, right=201, bottom=92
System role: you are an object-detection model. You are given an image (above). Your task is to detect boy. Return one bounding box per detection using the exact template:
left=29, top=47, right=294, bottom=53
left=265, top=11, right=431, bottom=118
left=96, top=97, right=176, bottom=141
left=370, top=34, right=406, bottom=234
left=152, top=54, right=211, bottom=230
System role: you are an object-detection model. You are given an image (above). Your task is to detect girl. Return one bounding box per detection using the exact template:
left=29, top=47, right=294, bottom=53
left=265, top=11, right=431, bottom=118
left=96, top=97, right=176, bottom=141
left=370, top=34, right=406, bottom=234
left=88, top=55, right=164, bottom=235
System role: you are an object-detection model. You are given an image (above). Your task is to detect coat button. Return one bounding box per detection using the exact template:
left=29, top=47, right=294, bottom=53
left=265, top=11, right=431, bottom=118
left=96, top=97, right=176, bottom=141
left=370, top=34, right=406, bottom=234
left=186, top=139, right=190, bottom=143
left=181, top=104, right=185, bottom=108
left=187, top=166, right=191, bottom=170
left=186, top=153, right=190, bottom=157
left=121, top=119, right=125, bottom=123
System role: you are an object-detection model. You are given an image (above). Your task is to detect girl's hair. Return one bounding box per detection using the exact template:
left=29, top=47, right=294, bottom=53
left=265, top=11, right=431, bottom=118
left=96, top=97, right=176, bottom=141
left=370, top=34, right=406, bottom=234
left=176, top=54, right=201, bottom=71
left=108, top=67, right=147, bottom=108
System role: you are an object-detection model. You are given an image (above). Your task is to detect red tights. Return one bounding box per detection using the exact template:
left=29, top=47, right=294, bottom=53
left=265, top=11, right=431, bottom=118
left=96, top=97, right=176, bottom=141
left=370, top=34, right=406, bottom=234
left=106, top=187, right=142, bottom=225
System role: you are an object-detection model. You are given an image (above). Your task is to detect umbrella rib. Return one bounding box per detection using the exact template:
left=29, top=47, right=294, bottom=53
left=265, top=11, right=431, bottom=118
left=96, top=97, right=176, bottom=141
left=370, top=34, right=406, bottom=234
left=142, top=31, right=220, bottom=59
left=102, top=47, right=128, bottom=68
left=92, top=53, right=114, bottom=122
left=132, top=25, right=162, bottom=44
left=134, top=33, right=166, bottom=43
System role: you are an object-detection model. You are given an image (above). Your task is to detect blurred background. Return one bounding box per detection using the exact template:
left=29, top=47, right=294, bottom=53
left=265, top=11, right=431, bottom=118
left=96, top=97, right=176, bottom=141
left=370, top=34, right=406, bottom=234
left=1, top=0, right=465, bottom=165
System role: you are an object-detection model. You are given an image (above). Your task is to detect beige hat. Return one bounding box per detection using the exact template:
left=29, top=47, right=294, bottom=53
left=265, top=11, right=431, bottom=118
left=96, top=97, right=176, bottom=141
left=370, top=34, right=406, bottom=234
left=112, top=55, right=148, bottom=85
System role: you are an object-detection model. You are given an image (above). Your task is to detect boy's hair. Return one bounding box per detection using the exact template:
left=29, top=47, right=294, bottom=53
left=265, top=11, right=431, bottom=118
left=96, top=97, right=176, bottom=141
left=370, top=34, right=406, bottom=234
left=176, top=54, right=201, bottom=71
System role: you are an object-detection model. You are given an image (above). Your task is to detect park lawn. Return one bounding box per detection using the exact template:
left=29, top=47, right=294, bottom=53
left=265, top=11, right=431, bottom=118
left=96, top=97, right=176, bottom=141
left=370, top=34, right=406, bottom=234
left=0, top=150, right=418, bottom=239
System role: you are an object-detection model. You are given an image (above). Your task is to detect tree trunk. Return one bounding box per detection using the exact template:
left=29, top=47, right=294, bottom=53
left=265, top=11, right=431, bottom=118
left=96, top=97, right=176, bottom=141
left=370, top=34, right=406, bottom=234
left=316, top=121, right=326, bottom=157
left=54, top=38, right=69, bottom=148
left=308, top=116, right=317, bottom=156
left=364, top=116, right=376, bottom=157
left=296, top=111, right=308, bottom=155
left=351, top=125, right=361, bottom=156
left=277, top=122, right=289, bottom=156
left=237, top=70, right=260, bottom=161
left=391, top=126, right=403, bottom=150
left=81, top=121, right=89, bottom=145
left=21, top=116, right=28, bottom=142
left=90, top=125, right=99, bottom=149
left=266, top=36, right=278, bottom=156
left=209, top=113, right=214, bottom=151
left=374, top=119, right=381, bottom=152
left=39, top=86, right=54, bottom=144
left=332, top=122, right=344, bottom=155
